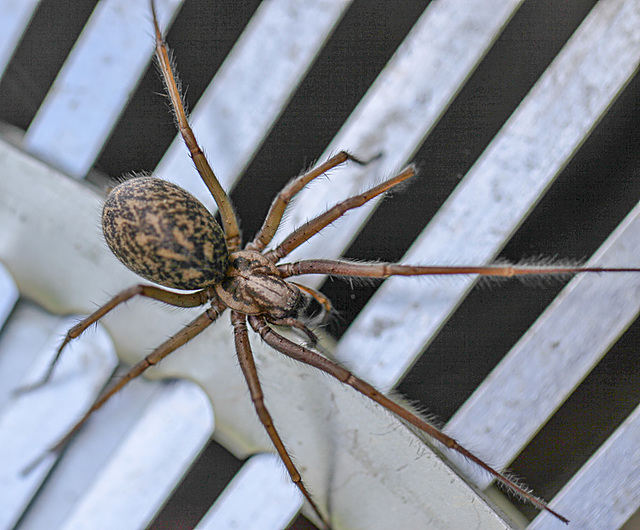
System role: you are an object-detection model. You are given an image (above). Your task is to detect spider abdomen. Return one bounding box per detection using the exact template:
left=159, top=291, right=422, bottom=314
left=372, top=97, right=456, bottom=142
left=102, top=176, right=230, bottom=290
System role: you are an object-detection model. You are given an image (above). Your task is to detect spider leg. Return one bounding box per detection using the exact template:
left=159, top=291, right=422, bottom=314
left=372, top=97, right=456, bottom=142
left=290, top=282, right=333, bottom=315
left=278, top=259, right=640, bottom=279
left=248, top=315, right=569, bottom=524
left=247, top=151, right=370, bottom=252
left=15, top=285, right=211, bottom=394
left=150, top=0, right=241, bottom=250
left=230, top=311, right=330, bottom=529
left=266, top=316, right=319, bottom=345
left=265, top=165, right=415, bottom=262
left=23, top=302, right=225, bottom=475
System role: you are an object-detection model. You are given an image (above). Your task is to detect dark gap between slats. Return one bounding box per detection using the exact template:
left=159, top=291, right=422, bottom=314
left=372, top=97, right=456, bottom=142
left=9, top=0, right=639, bottom=528
left=0, top=0, right=99, bottom=131
left=230, top=0, right=431, bottom=242
left=506, top=69, right=640, bottom=521
left=326, top=0, right=601, bottom=343
left=97, top=0, right=263, bottom=180
left=515, top=317, right=640, bottom=522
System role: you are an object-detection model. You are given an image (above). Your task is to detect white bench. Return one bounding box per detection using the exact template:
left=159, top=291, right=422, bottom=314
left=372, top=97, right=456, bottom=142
left=1, top=0, right=640, bottom=528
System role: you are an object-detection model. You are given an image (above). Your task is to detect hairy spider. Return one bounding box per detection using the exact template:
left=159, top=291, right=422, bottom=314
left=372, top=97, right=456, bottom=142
left=22, top=2, right=640, bottom=528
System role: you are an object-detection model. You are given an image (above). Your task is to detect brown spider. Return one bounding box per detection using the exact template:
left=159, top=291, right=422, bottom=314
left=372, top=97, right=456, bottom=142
left=22, top=2, right=640, bottom=528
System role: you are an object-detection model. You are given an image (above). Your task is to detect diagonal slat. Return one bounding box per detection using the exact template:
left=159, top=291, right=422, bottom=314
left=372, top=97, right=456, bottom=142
left=274, top=0, right=523, bottom=265
left=0, top=0, right=40, bottom=80
left=446, top=200, right=640, bottom=488
left=23, top=0, right=184, bottom=178
left=529, top=401, right=640, bottom=529
left=196, top=453, right=302, bottom=530
left=0, top=316, right=116, bottom=530
left=56, top=382, right=212, bottom=530
left=156, top=0, right=353, bottom=210
left=0, top=263, right=18, bottom=331
left=334, top=0, right=640, bottom=392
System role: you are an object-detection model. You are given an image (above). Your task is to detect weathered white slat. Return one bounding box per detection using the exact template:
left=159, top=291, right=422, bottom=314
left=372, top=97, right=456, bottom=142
left=334, top=0, right=640, bottom=392
left=0, top=0, right=40, bottom=80
left=0, top=303, right=54, bottom=410
left=156, top=0, right=353, bottom=210
left=197, top=453, right=302, bottom=530
left=529, top=401, right=640, bottom=530
left=23, top=0, right=184, bottom=178
left=17, top=373, right=165, bottom=529
left=446, top=202, right=640, bottom=491
left=0, top=117, right=511, bottom=530
left=0, top=263, right=18, bottom=330
left=56, top=382, right=213, bottom=530
left=0, top=316, right=116, bottom=530
left=274, top=0, right=523, bottom=266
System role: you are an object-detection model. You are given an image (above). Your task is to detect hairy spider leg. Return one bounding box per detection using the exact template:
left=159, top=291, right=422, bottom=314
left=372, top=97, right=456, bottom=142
left=23, top=302, right=226, bottom=475
left=16, top=285, right=211, bottom=394
left=278, top=259, right=640, bottom=279
left=231, top=312, right=330, bottom=529
left=289, top=282, right=333, bottom=314
left=264, top=165, right=415, bottom=262
left=248, top=315, right=569, bottom=524
left=247, top=151, right=371, bottom=252
left=151, top=1, right=241, bottom=251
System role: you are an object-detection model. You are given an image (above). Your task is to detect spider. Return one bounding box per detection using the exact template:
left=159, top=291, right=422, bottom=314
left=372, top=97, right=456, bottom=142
left=21, top=2, right=640, bottom=528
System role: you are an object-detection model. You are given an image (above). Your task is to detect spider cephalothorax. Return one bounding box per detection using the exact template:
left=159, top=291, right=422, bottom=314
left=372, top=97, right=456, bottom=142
left=26, top=2, right=640, bottom=528
left=215, top=251, right=308, bottom=318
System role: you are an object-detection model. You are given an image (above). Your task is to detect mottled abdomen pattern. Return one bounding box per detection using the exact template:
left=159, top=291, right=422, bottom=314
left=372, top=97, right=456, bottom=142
left=102, top=176, right=230, bottom=290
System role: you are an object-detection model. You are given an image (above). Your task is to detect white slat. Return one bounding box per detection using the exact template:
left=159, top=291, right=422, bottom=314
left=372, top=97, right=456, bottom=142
left=57, top=383, right=212, bottom=530
left=2, top=0, right=639, bottom=528
left=0, top=303, right=52, bottom=409
left=0, top=315, right=116, bottom=530
left=334, top=0, right=640, bottom=392
left=0, top=263, right=18, bottom=330
left=157, top=0, right=353, bottom=210
left=197, top=453, right=302, bottom=530
left=23, top=0, right=184, bottom=178
left=529, top=401, right=640, bottom=529
left=0, top=0, right=40, bottom=79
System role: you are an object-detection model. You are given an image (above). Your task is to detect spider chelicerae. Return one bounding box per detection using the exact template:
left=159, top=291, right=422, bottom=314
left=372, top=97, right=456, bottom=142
left=21, top=2, right=640, bottom=528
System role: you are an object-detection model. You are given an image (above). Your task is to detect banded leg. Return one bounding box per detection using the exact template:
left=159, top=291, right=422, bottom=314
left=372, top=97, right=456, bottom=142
left=265, top=166, right=415, bottom=262
left=151, top=0, right=241, bottom=250
left=230, top=311, right=329, bottom=529
left=24, top=302, right=225, bottom=474
left=290, top=282, right=334, bottom=317
left=278, top=259, right=640, bottom=279
left=247, top=151, right=369, bottom=252
left=248, top=315, right=569, bottom=524
left=16, top=285, right=211, bottom=393
left=265, top=316, right=319, bottom=345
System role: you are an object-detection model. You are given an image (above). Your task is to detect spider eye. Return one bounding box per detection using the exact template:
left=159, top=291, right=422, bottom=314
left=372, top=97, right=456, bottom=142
left=102, top=176, right=230, bottom=290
